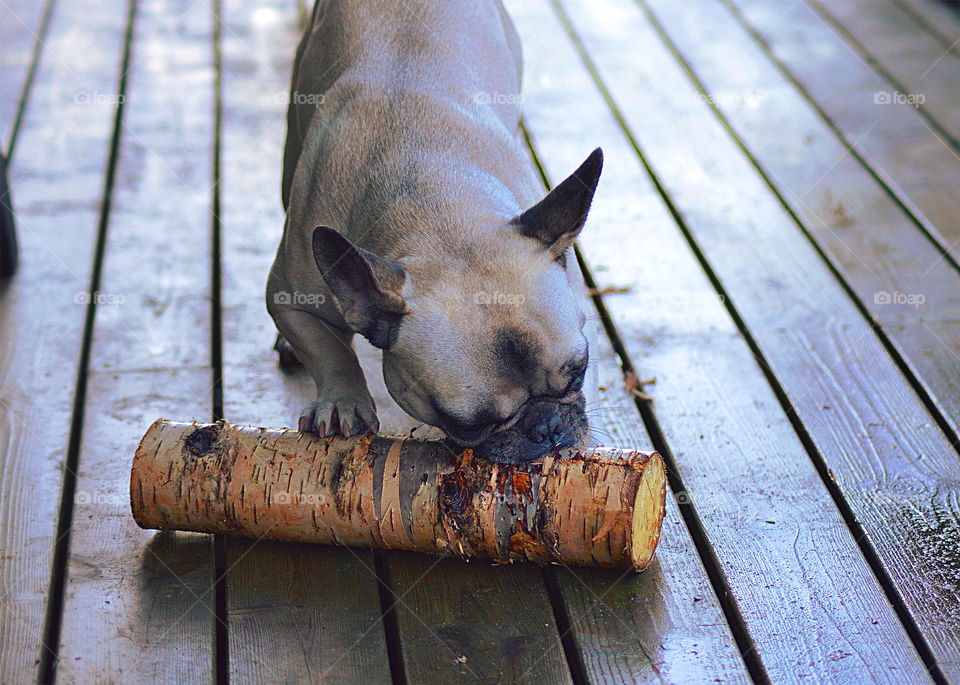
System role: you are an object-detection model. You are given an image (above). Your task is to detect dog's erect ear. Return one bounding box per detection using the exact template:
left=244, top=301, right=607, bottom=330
left=312, top=226, right=407, bottom=349
left=514, top=147, right=603, bottom=260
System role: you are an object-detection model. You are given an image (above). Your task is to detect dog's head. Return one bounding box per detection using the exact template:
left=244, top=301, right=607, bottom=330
left=311, top=148, right=602, bottom=464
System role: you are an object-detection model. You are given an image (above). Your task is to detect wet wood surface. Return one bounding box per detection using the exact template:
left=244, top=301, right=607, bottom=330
left=810, top=0, right=960, bottom=145
left=54, top=0, right=218, bottom=681
left=520, top=0, right=935, bottom=679
left=0, top=1, right=130, bottom=680
left=509, top=2, right=750, bottom=680
left=725, top=0, right=960, bottom=269
left=640, top=0, right=960, bottom=677
left=3, top=0, right=959, bottom=682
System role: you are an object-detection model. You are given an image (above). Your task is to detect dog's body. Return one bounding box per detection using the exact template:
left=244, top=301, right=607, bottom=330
left=267, top=0, right=602, bottom=464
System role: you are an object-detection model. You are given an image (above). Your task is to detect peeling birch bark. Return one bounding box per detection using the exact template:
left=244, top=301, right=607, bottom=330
left=131, top=419, right=667, bottom=570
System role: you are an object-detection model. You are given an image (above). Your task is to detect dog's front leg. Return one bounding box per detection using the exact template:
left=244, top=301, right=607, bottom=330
left=274, top=309, right=379, bottom=437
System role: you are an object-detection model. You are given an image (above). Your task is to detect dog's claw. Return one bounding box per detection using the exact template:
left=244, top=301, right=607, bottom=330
left=299, top=397, right=378, bottom=438
left=324, top=407, right=340, bottom=437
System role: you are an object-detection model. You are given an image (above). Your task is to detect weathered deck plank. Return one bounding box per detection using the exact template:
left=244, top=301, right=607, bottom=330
left=0, top=0, right=51, bottom=147
left=723, top=0, right=960, bottom=270
left=55, top=0, right=218, bottom=680
left=550, top=305, right=749, bottom=682
left=639, top=0, right=960, bottom=430
left=385, top=553, right=571, bottom=685
left=58, top=371, right=215, bottom=683
left=810, top=0, right=960, bottom=146
left=510, top=3, right=751, bottom=680
left=217, top=1, right=393, bottom=682
left=899, top=0, right=960, bottom=47
left=638, top=0, right=960, bottom=676
left=0, top=1, right=130, bottom=680
left=526, top=0, right=937, bottom=679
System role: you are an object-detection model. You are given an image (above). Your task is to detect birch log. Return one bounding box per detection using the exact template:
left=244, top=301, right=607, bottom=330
left=131, top=419, right=667, bottom=570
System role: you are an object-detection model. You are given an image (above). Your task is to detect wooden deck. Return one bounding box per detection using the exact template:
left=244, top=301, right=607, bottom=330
left=2, top=0, right=960, bottom=682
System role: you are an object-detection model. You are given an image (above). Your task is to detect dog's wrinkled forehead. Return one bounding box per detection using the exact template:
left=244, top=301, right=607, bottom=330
left=396, top=265, right=583, bottom=363
left=435, top=257, right=582, bottom=347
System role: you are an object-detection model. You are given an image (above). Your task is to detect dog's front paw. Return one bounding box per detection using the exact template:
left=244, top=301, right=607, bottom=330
left=298, top=395, right=379, bottom=437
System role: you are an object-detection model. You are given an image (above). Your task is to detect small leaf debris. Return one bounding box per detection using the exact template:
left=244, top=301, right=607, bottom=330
left=624, top=371, right=656, bottom=401
left=586, top=285, right=631, bottom=296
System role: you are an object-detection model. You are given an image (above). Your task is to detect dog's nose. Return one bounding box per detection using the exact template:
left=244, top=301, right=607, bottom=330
left=526, top=412, right=564, bottom=445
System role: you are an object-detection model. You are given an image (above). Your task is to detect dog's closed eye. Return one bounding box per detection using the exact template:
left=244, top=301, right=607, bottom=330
left=558, top=354, right=588, bottom=396
left=563, top=366, right=587, bottom=396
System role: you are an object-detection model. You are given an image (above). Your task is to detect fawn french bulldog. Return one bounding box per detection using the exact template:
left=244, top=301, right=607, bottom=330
left=267, top=0, right=603, bottom=464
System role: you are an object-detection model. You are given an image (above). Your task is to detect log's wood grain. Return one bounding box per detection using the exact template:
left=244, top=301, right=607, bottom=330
left=517, top=0, right=936, bottom=679
left=808, top=0, right=960, bottom=145
left=0, top=0, right=51, bottom=146
left=131, top=421, right=665, bottom=570
left=0, top=1, right=129, bottom=681
left=53, top=1, right=218, bottom=681
left=217, top=1, right=392, bottom=682
left=638, top=1, right=960, bottom=676
left=723, top=0, right=960, bottom=267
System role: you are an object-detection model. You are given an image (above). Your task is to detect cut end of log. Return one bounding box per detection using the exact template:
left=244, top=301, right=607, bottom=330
left=130, top=419, right=667, bottom=571
left=631, top=451, right=667, bottom=571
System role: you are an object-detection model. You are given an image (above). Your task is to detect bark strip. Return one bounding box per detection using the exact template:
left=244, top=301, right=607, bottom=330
left=131, top=419, right=667, bottom=570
